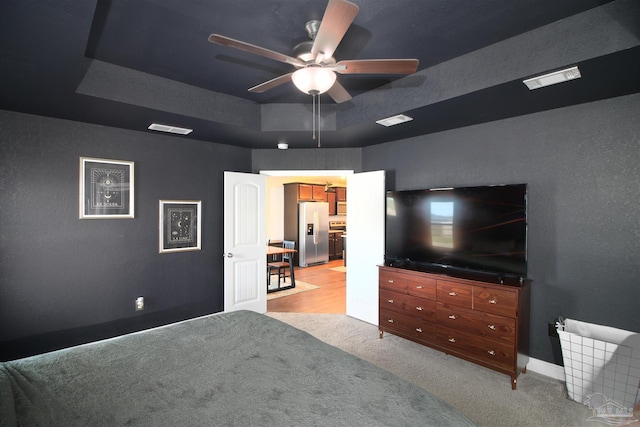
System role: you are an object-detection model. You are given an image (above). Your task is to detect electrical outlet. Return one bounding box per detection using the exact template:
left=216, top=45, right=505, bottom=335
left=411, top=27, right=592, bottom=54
left=135, top=297, right=144, bottom=311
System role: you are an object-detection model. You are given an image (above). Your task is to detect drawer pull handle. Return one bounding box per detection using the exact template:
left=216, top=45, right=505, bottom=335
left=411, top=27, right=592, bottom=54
left=488, top=350, right=496, bottom=356
left=416, top=306, right=423, bottom=311
left=387, top=279, right=394, bottom=283
left=416, top=328, right=423, bottom=333
left=489, top=298, right=497, bottom=304
left=448, top=314, right=457, bottom=320
left=387, top=299, right=394, bottom=303
left=449, top=291, right=457, bottom=296
left=487, top=324, right=496, bottom=330
left=416, top=285, right=424, bottom=289
left=448, top=337, right=456, bottom=343
left=387, top=319, right=394, bottom=323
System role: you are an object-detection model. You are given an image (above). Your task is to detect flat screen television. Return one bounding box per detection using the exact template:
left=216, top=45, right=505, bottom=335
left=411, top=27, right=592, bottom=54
left=385, top=184, right=527, bottom=280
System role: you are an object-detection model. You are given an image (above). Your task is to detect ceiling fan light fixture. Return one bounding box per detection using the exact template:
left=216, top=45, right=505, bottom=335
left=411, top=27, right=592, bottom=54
left=292, top=67, right=337, bottom=95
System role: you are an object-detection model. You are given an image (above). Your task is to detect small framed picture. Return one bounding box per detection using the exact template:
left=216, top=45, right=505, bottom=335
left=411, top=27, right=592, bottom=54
left=159, top=200, right=202, bottom=253
left=79, top=157, right=134, bottom=219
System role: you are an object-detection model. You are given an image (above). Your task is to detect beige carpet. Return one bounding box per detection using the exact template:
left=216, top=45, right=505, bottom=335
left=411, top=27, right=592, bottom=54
left=267, top=312, right=601, bottom=427
left=329, top=266, right=347, bottom=273
left=267, top=280, right=319, bottom=300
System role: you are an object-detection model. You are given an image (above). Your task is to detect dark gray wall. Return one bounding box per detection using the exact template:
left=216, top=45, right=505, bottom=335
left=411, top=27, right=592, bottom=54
left=363, top=93, right=640, bottom=363
left=0, top=111, right=251, bottom=359
left=251, top=147, right=362, bottom=173
left=2, top=94, right=638, bottom=364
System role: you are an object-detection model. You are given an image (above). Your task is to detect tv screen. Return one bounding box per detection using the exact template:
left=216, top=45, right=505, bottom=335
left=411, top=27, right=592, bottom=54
left=385, top=184, right=527, bottom=278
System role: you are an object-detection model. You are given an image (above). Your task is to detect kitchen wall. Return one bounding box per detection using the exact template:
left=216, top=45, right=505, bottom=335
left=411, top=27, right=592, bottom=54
left=363, top=93, right=640, bottom=364
left=264, top=174, right=349, bottom=242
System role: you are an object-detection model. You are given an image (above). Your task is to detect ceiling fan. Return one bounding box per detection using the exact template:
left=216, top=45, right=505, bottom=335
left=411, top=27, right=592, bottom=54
left=208, top=0, right=419, bottom=103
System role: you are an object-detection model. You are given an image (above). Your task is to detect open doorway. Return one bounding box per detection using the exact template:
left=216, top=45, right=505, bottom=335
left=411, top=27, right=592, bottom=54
left=258, top=169, right=385, bottom=324
left=262, top=170, right=351, bottom=315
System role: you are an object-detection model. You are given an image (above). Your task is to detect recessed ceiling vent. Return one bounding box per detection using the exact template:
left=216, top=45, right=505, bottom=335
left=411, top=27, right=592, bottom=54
left=148, top=123, right=193, bottom=135
left=523, top=66, right=581, bottom=90
left=376, top=114, right=413, bottom=127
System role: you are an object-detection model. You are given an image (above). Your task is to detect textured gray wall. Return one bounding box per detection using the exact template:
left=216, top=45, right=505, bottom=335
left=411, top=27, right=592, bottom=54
left=0, top=111, right=251, bottom=356
left=363, top=93, right=640, bottom=363
left=251, top=147, right=362, bottom=173
left=2, top=94, right=638, bottom=364
left=77, top=60, right=260, bottom=129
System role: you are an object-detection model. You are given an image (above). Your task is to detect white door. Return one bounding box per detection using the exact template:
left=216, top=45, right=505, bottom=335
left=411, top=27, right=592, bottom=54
left=223, top=171, right=267, bottom=313
left=346, top=170, right=385, bottom=325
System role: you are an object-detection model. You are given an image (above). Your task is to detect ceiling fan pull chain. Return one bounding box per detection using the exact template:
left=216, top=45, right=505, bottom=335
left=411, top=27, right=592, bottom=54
left=318, top=95, right=321, bottom=148
left=312, top=93, right=316, bottom=141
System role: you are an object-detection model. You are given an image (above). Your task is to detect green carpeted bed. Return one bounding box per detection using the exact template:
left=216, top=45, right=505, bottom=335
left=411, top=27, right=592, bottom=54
left=0, top=310, right=475, bottom=426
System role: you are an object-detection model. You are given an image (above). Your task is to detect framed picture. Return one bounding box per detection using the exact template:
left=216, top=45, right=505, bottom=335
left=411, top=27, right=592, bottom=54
left=79, top=157, right=134, bottom=219
left=159, top=200, right=202, bottom=253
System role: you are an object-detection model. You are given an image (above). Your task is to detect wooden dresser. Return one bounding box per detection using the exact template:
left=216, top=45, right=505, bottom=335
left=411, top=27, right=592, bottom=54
left=379, top=265, right=531, bottom=389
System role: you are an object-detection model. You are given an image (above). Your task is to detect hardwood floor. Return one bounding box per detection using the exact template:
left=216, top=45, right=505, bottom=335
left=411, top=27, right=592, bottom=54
left=267, top=259, right=346, bottom=314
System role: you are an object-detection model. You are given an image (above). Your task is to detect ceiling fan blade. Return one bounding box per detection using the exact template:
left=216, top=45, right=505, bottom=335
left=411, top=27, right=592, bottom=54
left=334, top=59, right=419, bottom=75
left=327, top=81, right=352, bottom=103
left=248, top=73, right=293, bottom=93
left=208, top=34, right=304, bottom=68
left=311, top=0, right=359, bottom=62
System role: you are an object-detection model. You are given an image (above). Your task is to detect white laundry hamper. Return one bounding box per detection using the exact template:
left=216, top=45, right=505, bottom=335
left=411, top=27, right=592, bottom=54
left=556, top=318, right=640, bottom=410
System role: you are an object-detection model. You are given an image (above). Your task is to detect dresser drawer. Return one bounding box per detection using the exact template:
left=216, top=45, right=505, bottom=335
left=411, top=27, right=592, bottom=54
left=437, top=326, right=515, bottom=371
left=437, top=280, right=473, bottom=308
left=380, top=289, right=436, bottom=321
left=379, top=270, right=436, bottom=300
left=436, top=303, right=516, bottom=344
left=380, top=309, right=436, bottom=342
left=474, top=286, right=517, bottom=317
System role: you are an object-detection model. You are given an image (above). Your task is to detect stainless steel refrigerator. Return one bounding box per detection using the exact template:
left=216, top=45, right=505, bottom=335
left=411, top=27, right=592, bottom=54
left=298, top=202, right=329, bottom=267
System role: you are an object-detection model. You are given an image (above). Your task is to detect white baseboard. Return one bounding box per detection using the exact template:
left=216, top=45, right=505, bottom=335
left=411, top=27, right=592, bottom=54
left=527, top=357, right=566, bottom=381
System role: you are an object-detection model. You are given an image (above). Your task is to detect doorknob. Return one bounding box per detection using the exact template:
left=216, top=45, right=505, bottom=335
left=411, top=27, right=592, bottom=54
left=223, top=253, right=233, bottom=258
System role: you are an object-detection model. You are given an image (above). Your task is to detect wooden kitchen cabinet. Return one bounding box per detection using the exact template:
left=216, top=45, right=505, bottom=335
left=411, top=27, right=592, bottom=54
left=298, top=184, right=313, bottom=200
left=312, top=185, right=325, bottom=201
left=329, top=231, right=344, bottom=260
left=325, top=191, right=337, bottom=215
left=285, top=183, right=326, bottom=202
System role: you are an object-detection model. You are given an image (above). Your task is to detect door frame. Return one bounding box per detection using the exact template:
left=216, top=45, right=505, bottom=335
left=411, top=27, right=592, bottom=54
left=258, top=169, right=385, bottom=326
left=260, top=170, right=355, bottom=177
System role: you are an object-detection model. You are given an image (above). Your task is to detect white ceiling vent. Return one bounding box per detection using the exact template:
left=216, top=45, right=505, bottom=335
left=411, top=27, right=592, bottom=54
left=523, top=66, right=581, bottom=90
left=148, top=123, right=193, bottom=135
left=375, top=114, right=413, bottom=127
